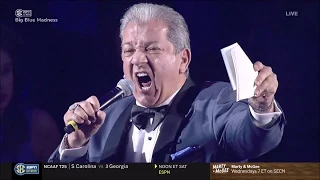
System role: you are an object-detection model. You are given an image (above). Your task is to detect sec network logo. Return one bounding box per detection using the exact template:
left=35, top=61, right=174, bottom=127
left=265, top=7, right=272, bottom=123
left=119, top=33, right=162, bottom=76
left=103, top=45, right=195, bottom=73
left=14, top=163, right=39, bottom=176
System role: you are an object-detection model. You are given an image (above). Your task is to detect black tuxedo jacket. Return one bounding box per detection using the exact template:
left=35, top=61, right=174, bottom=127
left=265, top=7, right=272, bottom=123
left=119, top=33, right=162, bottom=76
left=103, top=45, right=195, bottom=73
left=49, top=78, right=286, bottom=163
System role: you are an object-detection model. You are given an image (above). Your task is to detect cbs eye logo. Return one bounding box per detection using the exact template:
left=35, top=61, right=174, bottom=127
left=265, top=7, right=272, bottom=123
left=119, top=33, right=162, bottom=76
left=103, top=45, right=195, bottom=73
left=15, top=9, right=23, bottom=17
left=15, top=9, right=32, bottom=17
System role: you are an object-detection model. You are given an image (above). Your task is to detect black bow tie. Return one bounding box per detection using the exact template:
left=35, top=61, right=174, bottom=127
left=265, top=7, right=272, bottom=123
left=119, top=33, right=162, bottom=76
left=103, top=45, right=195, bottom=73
left=131, top=104, right=168, bottom=131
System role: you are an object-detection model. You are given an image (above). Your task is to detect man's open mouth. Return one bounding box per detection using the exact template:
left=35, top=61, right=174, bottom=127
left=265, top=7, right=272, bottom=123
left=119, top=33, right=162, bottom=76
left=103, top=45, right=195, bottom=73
left=136, top=72, right=152, bottom=91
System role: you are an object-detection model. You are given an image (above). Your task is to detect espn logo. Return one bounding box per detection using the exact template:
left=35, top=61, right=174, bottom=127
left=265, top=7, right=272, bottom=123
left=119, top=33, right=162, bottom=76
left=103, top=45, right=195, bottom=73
left=14, top=163, right=39, bottom=176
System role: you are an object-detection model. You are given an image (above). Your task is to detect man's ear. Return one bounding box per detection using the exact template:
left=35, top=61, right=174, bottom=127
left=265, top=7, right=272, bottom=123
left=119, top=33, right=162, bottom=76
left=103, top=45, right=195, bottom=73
left=179, top=48, right=191, bottom=74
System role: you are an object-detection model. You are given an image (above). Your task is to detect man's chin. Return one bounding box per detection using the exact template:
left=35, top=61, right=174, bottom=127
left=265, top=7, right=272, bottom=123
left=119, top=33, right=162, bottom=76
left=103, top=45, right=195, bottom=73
left=136, top=99, right=156, bottom=107
left=134, top=84, right=161, bottom=107
left=134, top=93, right=160, bottom=107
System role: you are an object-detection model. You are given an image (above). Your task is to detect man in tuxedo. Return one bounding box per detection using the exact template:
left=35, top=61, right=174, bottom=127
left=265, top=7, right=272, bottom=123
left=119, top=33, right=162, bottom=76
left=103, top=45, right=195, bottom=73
left=49, top=3, right=285, bottom=163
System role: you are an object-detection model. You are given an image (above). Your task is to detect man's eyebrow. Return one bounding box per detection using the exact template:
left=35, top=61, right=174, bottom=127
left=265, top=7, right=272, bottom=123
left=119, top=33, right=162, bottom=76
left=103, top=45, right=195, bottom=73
left=121, top=41, right=159, bottom=48
left=145, top=41, right=159, bottom=47
left=121, top=42, right=132, bottom=47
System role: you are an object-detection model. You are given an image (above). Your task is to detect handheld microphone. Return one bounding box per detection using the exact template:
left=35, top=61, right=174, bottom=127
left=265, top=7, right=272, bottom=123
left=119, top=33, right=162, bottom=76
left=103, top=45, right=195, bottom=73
left=64, top=79, right=134, bottom=134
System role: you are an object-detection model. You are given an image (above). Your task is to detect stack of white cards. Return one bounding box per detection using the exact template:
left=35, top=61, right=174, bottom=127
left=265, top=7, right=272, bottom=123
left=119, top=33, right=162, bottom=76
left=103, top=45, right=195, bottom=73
left=220, top=43, right=258, bottom=101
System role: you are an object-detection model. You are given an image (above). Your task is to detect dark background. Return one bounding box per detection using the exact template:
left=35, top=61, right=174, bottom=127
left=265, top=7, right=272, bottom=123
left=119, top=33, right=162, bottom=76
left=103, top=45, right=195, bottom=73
left=1, top=1, right=319, bottom=162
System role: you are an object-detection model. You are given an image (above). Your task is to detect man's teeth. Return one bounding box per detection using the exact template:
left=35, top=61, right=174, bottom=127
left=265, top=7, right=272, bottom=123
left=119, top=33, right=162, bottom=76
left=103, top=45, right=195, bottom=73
left=137, top=72, right=148, bottom=77
left=142, top=86, right=151, bottom=91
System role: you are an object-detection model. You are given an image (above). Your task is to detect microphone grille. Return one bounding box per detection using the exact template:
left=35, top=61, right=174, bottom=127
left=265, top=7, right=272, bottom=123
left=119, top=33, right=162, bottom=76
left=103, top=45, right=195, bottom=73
left=117, top=79, right=134, bottom=97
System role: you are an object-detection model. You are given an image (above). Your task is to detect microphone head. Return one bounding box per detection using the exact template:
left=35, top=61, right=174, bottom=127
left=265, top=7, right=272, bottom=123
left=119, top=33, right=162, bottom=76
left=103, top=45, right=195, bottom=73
left=117, top=79, right=134, bottom=97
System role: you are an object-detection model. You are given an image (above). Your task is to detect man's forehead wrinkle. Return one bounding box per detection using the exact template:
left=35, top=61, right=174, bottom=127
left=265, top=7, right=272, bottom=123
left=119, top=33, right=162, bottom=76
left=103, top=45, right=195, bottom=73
left=123, top=20, right=168, bottom=48
left=126, top=23, right=145, bottom=47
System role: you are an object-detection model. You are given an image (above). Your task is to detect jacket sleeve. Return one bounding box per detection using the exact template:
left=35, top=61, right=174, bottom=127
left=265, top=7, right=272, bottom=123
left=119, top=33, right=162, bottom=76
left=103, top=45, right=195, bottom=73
left=203, top=82, right=286, bottom=161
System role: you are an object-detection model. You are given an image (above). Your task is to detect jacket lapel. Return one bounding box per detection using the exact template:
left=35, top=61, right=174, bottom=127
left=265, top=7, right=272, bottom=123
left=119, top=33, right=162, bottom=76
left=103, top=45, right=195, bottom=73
left=99, top=100, right=135, bottom=162
left=152, top=78, right=199, bottom=162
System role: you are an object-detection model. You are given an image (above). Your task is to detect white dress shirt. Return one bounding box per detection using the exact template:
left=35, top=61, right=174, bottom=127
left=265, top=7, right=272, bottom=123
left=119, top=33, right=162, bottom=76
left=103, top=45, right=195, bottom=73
left=59, top=88, right=282, bottom=163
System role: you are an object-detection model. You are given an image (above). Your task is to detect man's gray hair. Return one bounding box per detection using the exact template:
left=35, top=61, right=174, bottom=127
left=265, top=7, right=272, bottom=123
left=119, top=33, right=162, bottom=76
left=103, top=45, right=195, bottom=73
left=119, top=3, right=191, bottom=54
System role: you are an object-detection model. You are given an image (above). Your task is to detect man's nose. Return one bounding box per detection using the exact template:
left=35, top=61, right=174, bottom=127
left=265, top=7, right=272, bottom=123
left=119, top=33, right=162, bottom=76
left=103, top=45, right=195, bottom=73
left=131, top=50, right=148, bottom=66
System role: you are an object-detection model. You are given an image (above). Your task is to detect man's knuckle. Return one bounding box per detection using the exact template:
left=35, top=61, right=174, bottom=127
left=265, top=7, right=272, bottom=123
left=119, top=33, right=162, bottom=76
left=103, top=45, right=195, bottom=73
left=266, top=76, right=272, bottom=83
left=266, top=66, right=272, bottom=72
left=273, top=73, right=277, bottom=79
left=82, top=101, right=91, bottom=109
left=88, top=95, right=98, bottom=102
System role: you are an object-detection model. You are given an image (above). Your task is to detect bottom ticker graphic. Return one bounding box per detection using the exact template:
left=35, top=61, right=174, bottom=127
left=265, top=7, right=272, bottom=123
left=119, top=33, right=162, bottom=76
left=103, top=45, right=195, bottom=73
left=40, top=163, right=208, bottom=179
left=9, top=163, right=318, bottom=180
left=14, top=163, right=40, bottom=176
